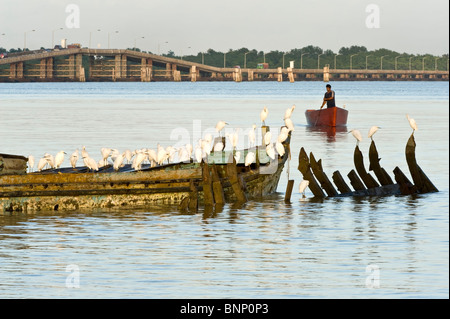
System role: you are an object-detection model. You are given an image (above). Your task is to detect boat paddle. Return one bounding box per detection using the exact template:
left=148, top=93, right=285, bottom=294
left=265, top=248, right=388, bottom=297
left=314, top=107, right=323, bottom=126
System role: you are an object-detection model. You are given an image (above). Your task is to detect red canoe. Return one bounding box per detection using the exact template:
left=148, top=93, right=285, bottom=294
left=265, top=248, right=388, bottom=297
left=305, top=106, right=348, bottom=127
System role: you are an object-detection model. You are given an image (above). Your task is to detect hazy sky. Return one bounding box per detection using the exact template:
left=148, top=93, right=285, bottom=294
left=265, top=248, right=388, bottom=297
left=1, top=0, right=448, bottom=55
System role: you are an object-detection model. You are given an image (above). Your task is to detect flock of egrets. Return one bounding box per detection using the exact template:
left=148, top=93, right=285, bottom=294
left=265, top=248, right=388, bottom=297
left=25, top=108, right=418, bottom=198
left=26, top=105, right=297, bottom=174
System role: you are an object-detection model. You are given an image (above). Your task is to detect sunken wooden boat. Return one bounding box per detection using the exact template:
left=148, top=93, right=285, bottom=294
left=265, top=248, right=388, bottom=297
left=297, top=134, right=438, bottom=198
left=305, top=106, right=348, bottom=127
left=0, top=129, right=291, bottom=212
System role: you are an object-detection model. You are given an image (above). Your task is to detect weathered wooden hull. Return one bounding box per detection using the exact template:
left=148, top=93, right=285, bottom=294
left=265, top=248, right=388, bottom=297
left=305, top=107, right=348, bottom=127
left=0, top=140, right=290, bottom=212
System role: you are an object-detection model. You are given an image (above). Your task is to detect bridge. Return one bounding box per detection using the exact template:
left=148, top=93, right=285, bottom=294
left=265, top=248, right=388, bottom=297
left=0, top=48, right=448, bottom=82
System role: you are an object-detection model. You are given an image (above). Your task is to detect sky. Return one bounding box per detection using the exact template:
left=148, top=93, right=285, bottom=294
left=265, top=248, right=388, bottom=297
left=1, top=0, right=449, bottom=55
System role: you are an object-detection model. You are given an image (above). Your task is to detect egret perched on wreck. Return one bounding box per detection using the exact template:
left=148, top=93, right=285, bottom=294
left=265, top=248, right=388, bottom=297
left=266, top=143, right=275, bottom=160
left=245, top=151, right=255, bottom=167
left=284, top=105, right=296, bottom=120
left=213, top=141, right=224, bottom=152
left=275, top=141, right=285, bottom=157
left=260, top=106, right=268, bottom=126
left=234, top=151, right=241, bottom=163
left=81, top=146, right=89, bottom=159
left=44, top=153, right=55, bottom=169
left=113, top=152, right=125, bottom=171
left=215, top=121, right=228, bottom=137
left=368, top=126, right=380, bottom=140
left=83, top=156, right=99, bottom=172
left=349, top=129, right=363, bottom=146
left=263, top=131, right=272, bottom=146
left=70, top=149, right=79, bottom=168
left=54, top=151, right=66, bottom=169
left=406, top=114, right=418, bottom=134
left=226, top=129, right=239, bottom=150
left=37, top=157, right=47, bottom=172
left=299, top=179, right=309, bottom=198
left=285, top=117, right=295, bottom=132
left=100, top=148, right=112, bottom=166
left=248, top=124, right=256, bottom=147
left=27, top=155, right=35, bottom=172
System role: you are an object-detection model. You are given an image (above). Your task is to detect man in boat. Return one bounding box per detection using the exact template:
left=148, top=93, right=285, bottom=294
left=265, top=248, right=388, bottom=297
left=320, top=84, right=336, bottom=109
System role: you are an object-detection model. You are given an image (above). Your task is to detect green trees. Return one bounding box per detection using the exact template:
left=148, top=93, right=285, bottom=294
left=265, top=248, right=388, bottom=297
left=167, top=46, right=448, bottom=71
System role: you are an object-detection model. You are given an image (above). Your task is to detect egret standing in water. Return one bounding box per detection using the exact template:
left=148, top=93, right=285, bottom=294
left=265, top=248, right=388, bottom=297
left=349, top=129, right=363, bottom=146
left=406, top=114, right=418, bottom=134
left=368, top=126, right=380, bottom=140
left=299, top=179, right=309, bottom=198
left=260, top=106, right=268, bottom=126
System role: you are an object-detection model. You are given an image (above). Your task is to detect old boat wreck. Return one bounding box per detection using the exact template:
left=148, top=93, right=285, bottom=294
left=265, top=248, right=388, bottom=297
left=0, top=128, right=291, bottom=212
left=297, top=134, right=438, bottom=198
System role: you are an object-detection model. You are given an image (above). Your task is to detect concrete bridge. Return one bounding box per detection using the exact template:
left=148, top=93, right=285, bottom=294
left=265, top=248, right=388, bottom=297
left=0, top=48, right=448, bottom=82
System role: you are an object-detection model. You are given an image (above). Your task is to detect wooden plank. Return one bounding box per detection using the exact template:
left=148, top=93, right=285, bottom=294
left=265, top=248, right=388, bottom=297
left=393, top=166, right=418, bottom=195
left=368, top=141, right=394, bottom=185
left=188, top=180, right=198, bottom=211
left=353, top=145, right=380, bottom=188
left=405, top=134, right=438, bottom=193
left=284, top=180, right=294, bottom=203
left=332, top=170, right=353, bottom=194
left=211, top=165, right=225, bottom=205
left=202, top=162, right=214, bottom=206
left=347, top=169, right=366, bottom=191
left=309, top=153, right=338, bottom=197
left=297, top=148, right=326, bottom=198
left=226, top=155, right=247, bottom=202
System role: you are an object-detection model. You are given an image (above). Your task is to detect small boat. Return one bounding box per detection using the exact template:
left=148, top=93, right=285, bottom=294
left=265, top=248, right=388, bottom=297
left=0, top=129, right=291, bottom=212
left=305, top=106, right=348, bottom=127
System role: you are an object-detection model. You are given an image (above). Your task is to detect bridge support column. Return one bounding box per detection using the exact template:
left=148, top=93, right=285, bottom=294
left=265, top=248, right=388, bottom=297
left=141, top=58, right=152, bottom=82
left=277, top=67, right=282, bottom=82
left=40, top=59, right=47, bottom=79
left=46, top=58, right=53, bottom=79
left=165, top=63, right=172, bottom=79
left=75, top=54, right=83, bottom=80
left=248, top=70, right=254, bottom=81
left=9, top=63, right=16, bottom=79
left=233, top=67, right=242, bottom=82
left=68, top=55, right=75, bottom=79
left=121, top=55, right=127, bottom=78
left=287, top=67, right=294, bottom=83
left=190, top=66, right=197, bottom=82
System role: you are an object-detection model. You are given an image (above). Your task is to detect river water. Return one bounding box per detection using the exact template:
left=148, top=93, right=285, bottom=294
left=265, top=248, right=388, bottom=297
left=0, top=81, right=448, bottom=299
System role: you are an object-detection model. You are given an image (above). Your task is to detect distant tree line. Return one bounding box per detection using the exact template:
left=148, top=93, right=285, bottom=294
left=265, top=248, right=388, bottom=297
left=1, top=45, right=448, bottom=71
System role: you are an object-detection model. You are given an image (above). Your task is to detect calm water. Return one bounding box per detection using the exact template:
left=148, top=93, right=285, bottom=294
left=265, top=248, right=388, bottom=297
left=0, top=81, right=448, bottom=299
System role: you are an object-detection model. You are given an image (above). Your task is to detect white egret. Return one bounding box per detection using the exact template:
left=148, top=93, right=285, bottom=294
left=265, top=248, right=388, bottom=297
left=101, top=148, right=112, bottom=166
left=260, top=106, right=268, bottom=126
left=110, top=149, right=120, bottom=163
left=349, top=129, right=363, bottom=146
left=275, top=141, right=285, bottom=157
left=201, top=139, right=212, bottom=155
left=299, top=179, right=310, bottom=198
left=37, top=157, right=47, bottom=172
left=277, top=129, right=289, bottom=143
left=84, top=156, right=99, bottom=172
left=113, top=152, right=125, bottom=171
left=406, top=114, right=418, bottom=133
left=27, top=155, right=35, bottom=172
left=186, top=144, right=193, bottom=159
left=245, top=152, right=255, bottom=167
left=234, top=151, right=241, bottom=163
left=133, top=151, right=147, bottom=170
left=215, top=121, right=228, bottom=136
left=213, top=141, right=224, bottom=152
left=368, top=126, right=380, bottom=140
left=178, top=148, right=190, bottom=163
left=284, top=105, right=296, bottom=120
left=147, top=149, right=157, bottom=166
left=157, top=145, right=168, bottom=165
left=266, top=143, right=275, bottom=160
left=124, top=149, right=133, bottom=164
left=248, top=124, right=256, bottom=147
left=70, top=149, right=79, bottom=168
left=226, top=129, right=239, bottom=150
left=166, top=146, right=176, bottom=163
left=54, top=151, right=66, bottom=169
left=44, top=153, right=55, bottom=169
left=285, top=117, right=295, bottom=132
left=263, top=131, right=272, bottom=146
left=194, top=146, right=203, bottom=163
left=81, top=146, right=89, bottom=159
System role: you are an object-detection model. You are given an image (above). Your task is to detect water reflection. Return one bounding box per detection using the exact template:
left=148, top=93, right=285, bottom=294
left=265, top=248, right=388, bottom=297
left=305, top=125, right=348, bottom=142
